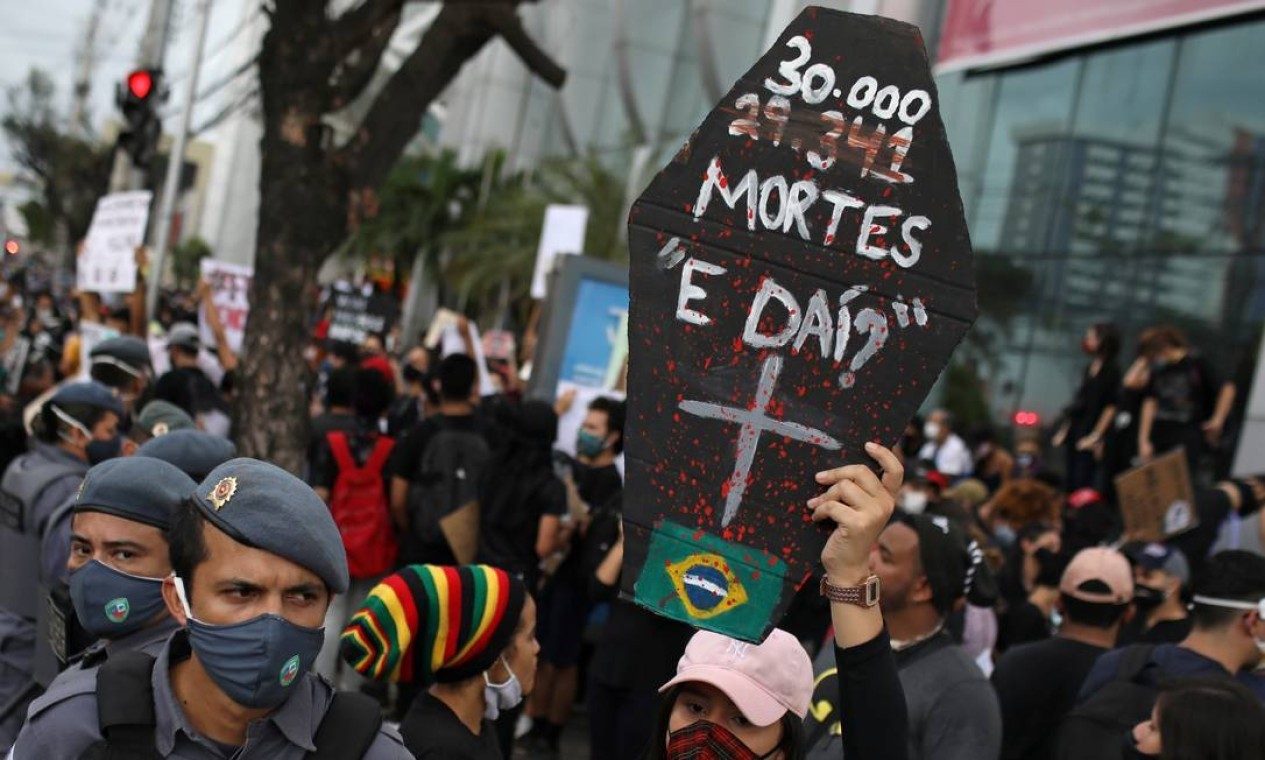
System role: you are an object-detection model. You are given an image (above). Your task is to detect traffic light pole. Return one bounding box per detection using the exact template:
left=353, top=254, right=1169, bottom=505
left=109, top=0, right=174, bottom=194
left=147, top=0, right=212, bottom=321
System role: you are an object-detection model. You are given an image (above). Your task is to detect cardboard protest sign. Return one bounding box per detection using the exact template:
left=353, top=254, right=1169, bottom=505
left=1115, top=448, right=1198, bottom=542
left=78, top=192, right=153, bottom=293
left=199, top=260, right=253, bottom=354
left=531, top=205, right=589, bottom=299
left=328, top=284, right=399, bottom=345
left=623, top=8, right=977, bottom=641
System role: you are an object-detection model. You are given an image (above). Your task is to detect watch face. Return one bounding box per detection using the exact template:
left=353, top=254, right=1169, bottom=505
left=864, top=576, right=881, bottom=606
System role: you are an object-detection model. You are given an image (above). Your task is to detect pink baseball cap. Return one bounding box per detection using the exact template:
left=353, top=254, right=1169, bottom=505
left=1060, top=547, right=1133, bottom=604
left=658, top=628, right=813, bottom=727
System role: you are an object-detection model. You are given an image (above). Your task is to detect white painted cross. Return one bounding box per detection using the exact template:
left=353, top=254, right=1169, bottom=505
left=679, top=354, right=842, bottom=527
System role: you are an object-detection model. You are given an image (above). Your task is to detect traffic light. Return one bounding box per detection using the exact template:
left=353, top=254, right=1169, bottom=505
left=3, top=240, right=18, bottom=256
left=117, top=69, right=163, bottom=169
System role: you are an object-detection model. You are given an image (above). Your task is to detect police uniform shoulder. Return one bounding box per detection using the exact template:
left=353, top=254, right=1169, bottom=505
left=26, top=662, right=99, bottom=720
left=363, top=724, right=414, bottom=760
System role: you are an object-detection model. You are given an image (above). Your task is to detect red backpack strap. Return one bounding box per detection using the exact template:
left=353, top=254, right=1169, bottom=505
left=326, top=431, right=358, bottom=474
left=364, top=435, right=395, bottom=473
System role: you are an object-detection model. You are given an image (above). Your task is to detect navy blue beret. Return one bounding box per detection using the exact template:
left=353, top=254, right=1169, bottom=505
left=192, top=458, right=349, bottom=593
left=50, top=381, right=124, bottom=418
left=74, top=457, right=196, bottom=530
left=135, top=430, right=236, bottom=481
left=89, top=336, right=152, bottom=375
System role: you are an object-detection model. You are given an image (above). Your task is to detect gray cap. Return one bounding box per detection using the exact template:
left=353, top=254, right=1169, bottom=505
left=89, top=336, right=152, bottom=377
left=192, top=458, right=349, bottom=593
left=74, top=457, right=197, bottom=531
left=50, top=381, right=125, bottom=418
left=135, top=429, right=236, bottom=481
left=166, top=322, right=200, bottom=351
left=136, top=400, right=195, bottom=438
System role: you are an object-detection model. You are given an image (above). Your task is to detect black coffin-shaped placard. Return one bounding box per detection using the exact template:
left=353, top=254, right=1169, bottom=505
left=622, top=7, right=977, bottom=642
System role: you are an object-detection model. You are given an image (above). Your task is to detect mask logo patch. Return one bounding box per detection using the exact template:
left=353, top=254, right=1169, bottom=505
left=279, top=655, right=301, bottom=687
left=105, top=597, right=130, bottom=623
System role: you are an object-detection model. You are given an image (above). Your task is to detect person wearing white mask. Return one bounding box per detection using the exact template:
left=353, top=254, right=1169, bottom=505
left=340, top=564, right=537, bottom=760
left=916, top=410, right=973, bottom=479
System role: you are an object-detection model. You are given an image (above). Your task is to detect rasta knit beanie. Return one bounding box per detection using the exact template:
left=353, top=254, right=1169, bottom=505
left=340, top=564, right=526, bottom=685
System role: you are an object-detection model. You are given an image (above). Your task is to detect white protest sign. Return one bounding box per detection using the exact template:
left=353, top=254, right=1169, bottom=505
left=198, top=259, right=253, bottom=354
left=530, top=205, right=589, bottom=299
left=78, top=192, right=153, bottom=293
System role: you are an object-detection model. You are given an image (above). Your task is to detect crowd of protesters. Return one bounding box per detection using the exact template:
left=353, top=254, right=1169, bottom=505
left=0, top=250, right=1264, bottom=760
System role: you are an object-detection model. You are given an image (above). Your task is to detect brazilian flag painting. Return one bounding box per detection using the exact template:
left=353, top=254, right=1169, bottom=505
left=633, top=520, right=785, bottom=642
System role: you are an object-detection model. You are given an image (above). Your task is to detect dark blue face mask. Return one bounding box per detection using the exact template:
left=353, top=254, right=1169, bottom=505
left=69, top=560, right=168, bottom=639
left=85, top=434, right=123, bottom=465
left=174, top=577, right=325, bottom=709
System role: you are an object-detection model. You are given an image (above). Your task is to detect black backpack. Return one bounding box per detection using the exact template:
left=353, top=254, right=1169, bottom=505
left=79, top=650, right=382, bottom=759
left=1054, top=644, right=1157, bottom=760
left=407, top=418, right=489, bottom=561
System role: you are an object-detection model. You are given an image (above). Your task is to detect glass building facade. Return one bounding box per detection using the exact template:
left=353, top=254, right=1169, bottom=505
left=936, top=14, right=1265, bottom=433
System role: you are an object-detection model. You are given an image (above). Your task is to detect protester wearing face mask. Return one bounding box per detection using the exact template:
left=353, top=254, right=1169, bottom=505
left=341, top=564, right=536, bottom=760
left=898, top=467, right=947, bottom=515
left=0, top=381, right=123, bottom=750
left=1056, top=551, right=1265, bottom=760
left=10, top=457, right=412, bottom=759
left=916, top=409, right=973, bottom=478
left=649, top=442, right=909, bottom=760
left=1125, top=677, right=1265, bottom=759
left=1118, top=543, right=1191, bottom=646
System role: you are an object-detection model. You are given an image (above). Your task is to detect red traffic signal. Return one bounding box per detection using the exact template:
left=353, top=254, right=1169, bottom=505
left=127, top=70, right=155, bottom=101
left=1013, top=410, right=1041, bottom=427
left=3, top=240, right=18, bottom=256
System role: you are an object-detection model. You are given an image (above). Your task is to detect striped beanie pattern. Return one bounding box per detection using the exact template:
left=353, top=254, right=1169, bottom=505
left=340, top=564, right=526, bottom=685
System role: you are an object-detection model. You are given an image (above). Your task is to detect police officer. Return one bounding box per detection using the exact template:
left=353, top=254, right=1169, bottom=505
left=136, top=429, right=237, bottom=481
left=57, top=457, right=195, bottom=676
left=135, top=400, right=196, bottom=443
left=0, top=381, right=123, bottom=749
left=88, top=335, right=153, bottom=417
left=11, top=458, right=413, bottom=759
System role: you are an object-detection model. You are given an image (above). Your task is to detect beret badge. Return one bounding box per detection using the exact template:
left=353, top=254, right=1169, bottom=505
left=208, top=476, right=238, bottom=511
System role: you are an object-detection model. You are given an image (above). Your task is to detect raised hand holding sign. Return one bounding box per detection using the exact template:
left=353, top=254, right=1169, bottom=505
left=622, top=8, right=977, bottom=642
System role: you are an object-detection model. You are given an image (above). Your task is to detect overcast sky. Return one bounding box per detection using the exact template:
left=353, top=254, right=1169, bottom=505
left=1, top=0, right=251, bottom=175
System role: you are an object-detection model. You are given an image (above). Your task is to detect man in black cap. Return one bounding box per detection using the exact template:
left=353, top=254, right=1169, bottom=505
left=89, top=335, right=153, bottom=417
left=49, top=457, right=196, bottom=678
left=11, top=457, right=412, bottom=759
left=136, top=429, right=237, bottom=482
left=0, top=381, right=125, bottom=749
left=870, top=511, right=1001, bottom=760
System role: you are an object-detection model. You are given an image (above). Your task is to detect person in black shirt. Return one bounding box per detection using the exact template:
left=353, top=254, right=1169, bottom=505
left=525, top=396, right=624, bottom=756
left=308, top=365, right=359, bottom=472
left=152, top=323, right=227, bottom=426
left=1118, top=542, right=1192, bottom=646
left=341, top=564, right=538, bottom=760
left=992, top=547, right=1135, bottom=760
left=475, top=400, right=567, bottom=589
left=387, top=354, right=486, bottom=560
left=1137, top=325, right=1235, bottom=477
left=1054, top=323, right=1120, bottom=492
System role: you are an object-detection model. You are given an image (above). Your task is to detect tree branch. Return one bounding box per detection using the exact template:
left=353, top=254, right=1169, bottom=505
left=333, top=0, right=406, bottom=51
left=329, top=3, right=402, bottom=108
left=342, top=2, right=566, bottom=190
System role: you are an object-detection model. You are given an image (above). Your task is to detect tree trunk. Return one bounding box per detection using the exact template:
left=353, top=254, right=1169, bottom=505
left=234, top=3, right=344, bottom=473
